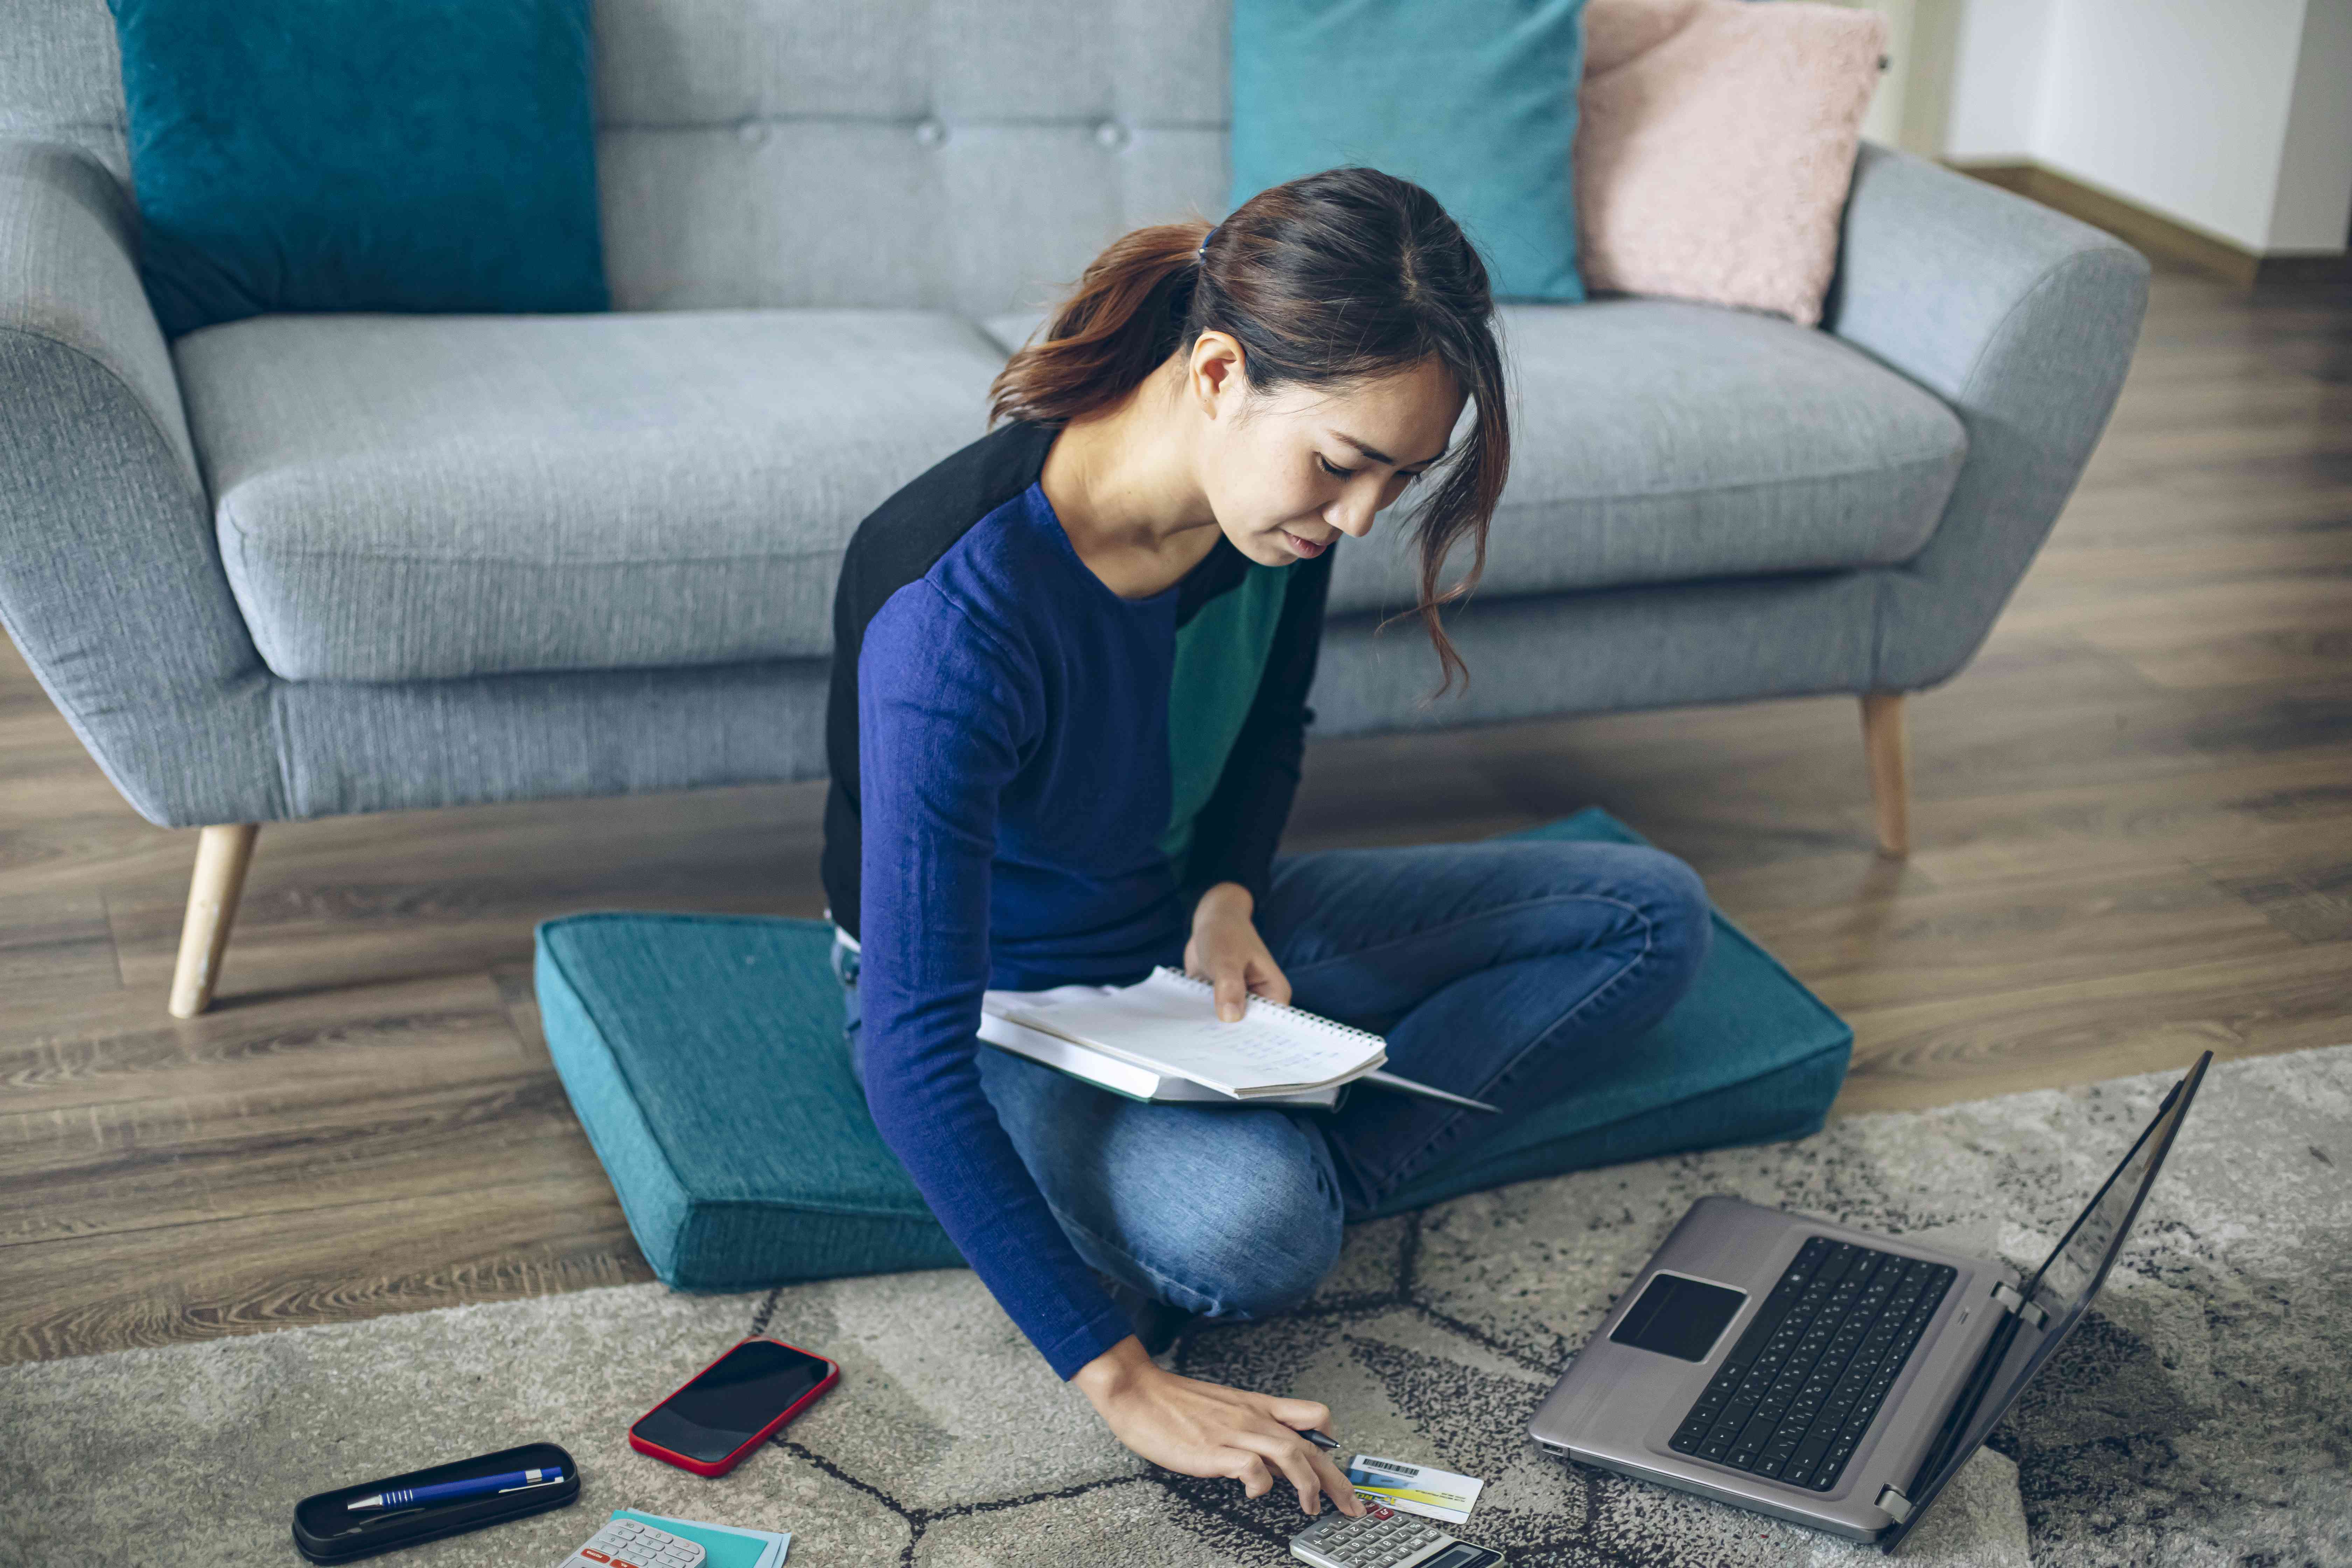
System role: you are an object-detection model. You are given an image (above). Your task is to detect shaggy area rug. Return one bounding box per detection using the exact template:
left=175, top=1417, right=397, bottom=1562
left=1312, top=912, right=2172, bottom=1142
left=4, top=1046, right=2345, bottom=1567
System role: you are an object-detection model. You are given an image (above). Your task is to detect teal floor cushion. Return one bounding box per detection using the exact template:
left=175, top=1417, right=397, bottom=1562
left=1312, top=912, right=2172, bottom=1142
left=534, top=807, right=1851, bottom=1290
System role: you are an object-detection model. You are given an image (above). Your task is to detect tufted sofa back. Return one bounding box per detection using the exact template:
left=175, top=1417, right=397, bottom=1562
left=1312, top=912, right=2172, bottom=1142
left=0, top=0, right=1234, bottom=320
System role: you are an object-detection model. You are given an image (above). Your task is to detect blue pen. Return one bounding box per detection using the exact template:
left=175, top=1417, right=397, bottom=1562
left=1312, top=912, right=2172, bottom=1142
left=346, top=1466, right=565, bottom=1512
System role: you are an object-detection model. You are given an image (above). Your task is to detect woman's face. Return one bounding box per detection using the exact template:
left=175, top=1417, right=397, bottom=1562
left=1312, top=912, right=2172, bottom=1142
left=1191, top=341, right=1467, bottom=570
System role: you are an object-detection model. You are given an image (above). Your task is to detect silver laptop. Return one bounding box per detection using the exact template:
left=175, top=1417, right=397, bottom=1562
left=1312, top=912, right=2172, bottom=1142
left=1528, top=1050, right=2211, bottom=1551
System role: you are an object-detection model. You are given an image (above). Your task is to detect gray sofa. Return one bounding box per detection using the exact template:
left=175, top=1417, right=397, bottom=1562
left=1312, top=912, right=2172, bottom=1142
left=0, top=0, right=2150, bottom=1016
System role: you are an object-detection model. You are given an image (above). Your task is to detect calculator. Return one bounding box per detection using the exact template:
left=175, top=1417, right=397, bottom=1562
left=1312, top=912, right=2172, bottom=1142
left=1290, top=1503, right=1504, bottom=1568
left=554, top=1517, right=707, bottom=1568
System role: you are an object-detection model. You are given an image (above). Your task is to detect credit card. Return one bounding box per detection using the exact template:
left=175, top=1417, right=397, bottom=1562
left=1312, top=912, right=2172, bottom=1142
left=1344, top=1455, right=1483, bottom=1524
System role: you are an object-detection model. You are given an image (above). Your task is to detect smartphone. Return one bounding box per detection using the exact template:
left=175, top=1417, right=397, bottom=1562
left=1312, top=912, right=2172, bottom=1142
left=627, top=1338, right=839, bottom=1477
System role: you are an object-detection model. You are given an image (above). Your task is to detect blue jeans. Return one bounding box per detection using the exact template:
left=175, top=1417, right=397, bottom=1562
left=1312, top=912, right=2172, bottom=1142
left=832, top=838, right=1711, bottom=1325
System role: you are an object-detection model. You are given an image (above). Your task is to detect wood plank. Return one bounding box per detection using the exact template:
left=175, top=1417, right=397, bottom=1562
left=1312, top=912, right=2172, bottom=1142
left=1998, top=570, right=2352, bottom=637
left=0, top=887, right=120, bottom=1008
left=1832, top=942, right=2352, bottom=1115
left=1884, top=750, right=2352, bottom=891
left=1746, top=860, right=2301, bottom=1014
left=0, top=971, right=527, bottom=1117
left=2029, top=535, right=2352, bottom=586
left=2049, top=483, right=2352, bottom=546
left=0, top=1177, right=653, bottom=1364
left=0, top=1066, right=608, bottom=1248
left=2192, top=845, right=2352, bottom=945
left=85, top=784, right=831, bottom=1003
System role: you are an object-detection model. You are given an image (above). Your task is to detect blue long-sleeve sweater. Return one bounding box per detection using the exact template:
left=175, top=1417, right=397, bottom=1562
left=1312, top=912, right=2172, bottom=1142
left=820, top=416, right=1333, bottom=1378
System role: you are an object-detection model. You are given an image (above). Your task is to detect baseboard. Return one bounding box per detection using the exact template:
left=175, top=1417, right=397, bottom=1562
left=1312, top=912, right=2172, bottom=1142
left=1947, top=160, right=2351, bottom=291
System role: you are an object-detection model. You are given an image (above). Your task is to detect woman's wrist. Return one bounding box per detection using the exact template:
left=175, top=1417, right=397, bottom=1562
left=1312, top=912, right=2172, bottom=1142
left=1192, top=880, right=1254, bottom=927
left=1073, top=1334, right=1159, bottom=1408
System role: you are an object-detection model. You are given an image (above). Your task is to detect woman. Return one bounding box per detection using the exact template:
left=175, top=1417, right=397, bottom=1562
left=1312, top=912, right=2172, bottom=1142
left=820, top=167, right=1712, bottom=1519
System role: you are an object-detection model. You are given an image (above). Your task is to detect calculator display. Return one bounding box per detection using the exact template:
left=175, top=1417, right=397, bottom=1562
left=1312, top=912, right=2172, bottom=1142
left=1424, top=1547, right=1501, bottom=1568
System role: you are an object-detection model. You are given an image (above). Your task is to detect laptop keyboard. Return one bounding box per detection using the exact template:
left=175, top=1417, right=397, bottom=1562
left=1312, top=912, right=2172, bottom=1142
left=1668, top=1236, right=1956, bottom=1491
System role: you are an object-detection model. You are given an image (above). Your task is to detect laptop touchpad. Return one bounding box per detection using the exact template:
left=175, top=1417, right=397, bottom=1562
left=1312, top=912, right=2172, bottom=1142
left=1609, top=1273, right=1746, bottom=1361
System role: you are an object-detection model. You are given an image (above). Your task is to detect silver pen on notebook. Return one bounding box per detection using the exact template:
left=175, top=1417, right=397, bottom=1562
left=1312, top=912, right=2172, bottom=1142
left=1359, top=1069, right=1500, bottom=1113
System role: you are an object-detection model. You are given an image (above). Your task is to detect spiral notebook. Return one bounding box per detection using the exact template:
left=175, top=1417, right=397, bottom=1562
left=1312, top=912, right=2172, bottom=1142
left=979, top=966, right=1388, bottom=1099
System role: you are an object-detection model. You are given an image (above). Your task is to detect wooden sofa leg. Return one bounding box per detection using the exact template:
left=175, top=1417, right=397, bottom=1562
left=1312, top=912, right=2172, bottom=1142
left=1859, top=693, right=1910, bottom=859
left=169, top=823, right=260, bottom=1018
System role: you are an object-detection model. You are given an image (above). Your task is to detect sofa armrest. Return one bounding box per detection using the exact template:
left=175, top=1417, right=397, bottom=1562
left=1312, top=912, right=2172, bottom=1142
left=1826, top=142, right=2151, bottom=690
left=0, top=139, right=282, bottom=826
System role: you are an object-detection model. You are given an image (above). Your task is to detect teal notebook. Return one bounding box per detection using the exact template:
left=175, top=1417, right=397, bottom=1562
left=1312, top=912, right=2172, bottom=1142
left=610, top=1510, right=790, bottom=1568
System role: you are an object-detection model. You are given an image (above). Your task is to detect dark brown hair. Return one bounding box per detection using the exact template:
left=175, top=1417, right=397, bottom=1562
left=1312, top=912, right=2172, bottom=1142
left=984, top=166, right=1511, bottom=698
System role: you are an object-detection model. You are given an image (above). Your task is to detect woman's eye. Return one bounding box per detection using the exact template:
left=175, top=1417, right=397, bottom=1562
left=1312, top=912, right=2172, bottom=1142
left=1317, top=455, right=1355, bottom=479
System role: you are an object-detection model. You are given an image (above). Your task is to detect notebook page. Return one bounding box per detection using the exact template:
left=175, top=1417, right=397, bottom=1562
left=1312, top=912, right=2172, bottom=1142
left=988, top=969, right=1382, bottom=1095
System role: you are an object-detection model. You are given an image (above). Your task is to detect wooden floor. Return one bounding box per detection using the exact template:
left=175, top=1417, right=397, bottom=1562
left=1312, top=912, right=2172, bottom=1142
left=4, top=265, right=2347, bottom=1368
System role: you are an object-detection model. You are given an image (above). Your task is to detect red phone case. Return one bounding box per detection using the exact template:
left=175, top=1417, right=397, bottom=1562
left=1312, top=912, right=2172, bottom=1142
left=626, top=1337, right=840, bottom=1478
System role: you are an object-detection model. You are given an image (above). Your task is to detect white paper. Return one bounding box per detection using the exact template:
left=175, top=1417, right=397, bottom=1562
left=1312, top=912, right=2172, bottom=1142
left=984, top=968, right=1382, bottom=1096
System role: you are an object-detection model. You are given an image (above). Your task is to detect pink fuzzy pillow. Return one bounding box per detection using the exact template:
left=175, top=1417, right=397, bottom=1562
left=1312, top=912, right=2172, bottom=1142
left=1574, top=0, right=1888, bottom=327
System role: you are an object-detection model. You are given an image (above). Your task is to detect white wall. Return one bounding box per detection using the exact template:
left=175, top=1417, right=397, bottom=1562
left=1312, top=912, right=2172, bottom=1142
left=2271, top=0, right=2352, bottom=250
left=2035, top=0, right=2305, bottom=252
left=1924, top=0, right=2352, bottom=257
left=1938, top=0, right=2056, bottom=161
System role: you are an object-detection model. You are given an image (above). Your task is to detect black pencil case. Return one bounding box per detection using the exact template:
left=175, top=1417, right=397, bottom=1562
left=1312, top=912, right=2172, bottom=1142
left=291, top=1441, right=580, bottom=1562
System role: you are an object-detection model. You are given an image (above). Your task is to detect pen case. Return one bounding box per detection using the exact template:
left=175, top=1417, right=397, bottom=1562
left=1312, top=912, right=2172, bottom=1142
left=291, top=1440, right=580, bottom=1562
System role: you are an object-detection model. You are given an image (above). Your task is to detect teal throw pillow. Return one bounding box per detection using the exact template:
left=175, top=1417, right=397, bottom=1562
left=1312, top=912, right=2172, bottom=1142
left=1230, top=0, right=1588, bottom=302
left=110, top=0, right=608, bottom=338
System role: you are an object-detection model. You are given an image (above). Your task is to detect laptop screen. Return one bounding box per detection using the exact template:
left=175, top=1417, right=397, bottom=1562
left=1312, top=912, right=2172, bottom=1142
left=1879, top=1051, right=2211, bottom=1552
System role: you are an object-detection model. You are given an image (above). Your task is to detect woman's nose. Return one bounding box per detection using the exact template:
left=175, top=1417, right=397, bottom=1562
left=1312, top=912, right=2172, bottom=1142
left=1326, top=497, right=1378, bottom=539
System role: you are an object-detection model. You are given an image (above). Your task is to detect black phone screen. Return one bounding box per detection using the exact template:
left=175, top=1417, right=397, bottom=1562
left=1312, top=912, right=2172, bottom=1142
left=632, top=1340, right=832, bottom=1463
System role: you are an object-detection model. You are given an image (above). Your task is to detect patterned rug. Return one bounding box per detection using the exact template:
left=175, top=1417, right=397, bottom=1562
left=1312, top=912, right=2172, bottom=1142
left=5, top=1046, right=2346, bottom=1567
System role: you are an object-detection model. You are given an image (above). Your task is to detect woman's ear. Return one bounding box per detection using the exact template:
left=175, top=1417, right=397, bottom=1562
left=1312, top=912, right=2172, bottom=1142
left=1188, top=331, right=1248, bottom=415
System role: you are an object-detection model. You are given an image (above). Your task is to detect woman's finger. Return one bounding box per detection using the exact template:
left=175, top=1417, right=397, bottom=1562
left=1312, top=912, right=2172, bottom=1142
left=1242, top=945, right=1298, bottom=1006
left=1233, top=1425, right=1332, bottom=1516
left=1305, top=1444, right=1365, bottom=1516
left=1213, top=963, right=1250, bottom=1022
left=1256, top=1394, right=1334, bottom=1432
left=1223, top=1450, right=1275, bottom=1499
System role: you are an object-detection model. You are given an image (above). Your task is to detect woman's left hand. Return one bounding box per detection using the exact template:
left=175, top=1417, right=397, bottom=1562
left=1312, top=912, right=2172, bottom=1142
left=1184, top=882, right=1291, bottom=1021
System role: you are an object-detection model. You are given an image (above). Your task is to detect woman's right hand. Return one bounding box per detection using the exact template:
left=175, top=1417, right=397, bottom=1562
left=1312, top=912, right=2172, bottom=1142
left=1074, top=1335, right=1366, bottom=1517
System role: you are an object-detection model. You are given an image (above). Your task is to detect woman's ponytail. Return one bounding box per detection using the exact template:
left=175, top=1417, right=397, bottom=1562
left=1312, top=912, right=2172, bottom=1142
left=985, top=217, right=1223, bottom=430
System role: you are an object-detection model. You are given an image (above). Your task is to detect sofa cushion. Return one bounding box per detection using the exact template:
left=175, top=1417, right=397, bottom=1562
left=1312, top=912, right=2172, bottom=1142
left=1230, top=0, right=1589, bottom=302
left=184, top=293, right=1964, bottom=685
left=174, top=310, right=1009, bottom=681
left=532, top=807, right=1848, bottom=1292
left=987, top=299, right=1968, bottom=616
left=112, top=0, right=608, bottom=339
left=1576, top=0, right=1888, bottom=328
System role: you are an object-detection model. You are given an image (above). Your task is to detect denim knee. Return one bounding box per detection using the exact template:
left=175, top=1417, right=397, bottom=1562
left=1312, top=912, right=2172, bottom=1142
left=1643, top=848, right=1714, bottom=995
left=1592, top=847, right=1712, bottom=1044
left=1131, top=1132, right=1345, bottom=1320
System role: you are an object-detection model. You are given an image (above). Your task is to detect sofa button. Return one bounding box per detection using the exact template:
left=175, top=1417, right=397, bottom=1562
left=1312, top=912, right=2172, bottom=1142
left=914, top=115, right=947, bottom=147
left=1093, top=118, right=1129, bottom=150
left=736, top=121, right=768, bottom=146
